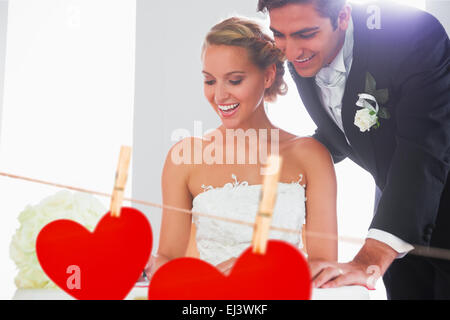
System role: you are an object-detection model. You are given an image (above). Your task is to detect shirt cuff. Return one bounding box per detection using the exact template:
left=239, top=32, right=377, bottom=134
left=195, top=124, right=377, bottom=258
left=367, top=229, right=414, bottom=259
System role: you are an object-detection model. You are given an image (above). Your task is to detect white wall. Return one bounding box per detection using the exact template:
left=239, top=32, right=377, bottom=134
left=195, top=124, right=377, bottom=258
left=426, top=0, right=450, bottom=34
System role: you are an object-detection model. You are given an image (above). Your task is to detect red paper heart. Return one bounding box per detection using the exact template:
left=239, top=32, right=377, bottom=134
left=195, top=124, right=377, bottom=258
left=36, top=207, right=152, bottom=300
left=148, top=240, right=311, bottom=300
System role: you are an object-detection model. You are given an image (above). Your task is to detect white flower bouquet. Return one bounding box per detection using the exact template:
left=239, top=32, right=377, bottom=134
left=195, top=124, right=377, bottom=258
left=9, top=190, right=106, bottom=288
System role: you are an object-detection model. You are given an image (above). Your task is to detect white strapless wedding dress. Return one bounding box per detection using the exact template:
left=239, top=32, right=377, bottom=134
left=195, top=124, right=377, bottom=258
left=190, top=174, right=372, bottom=300
left=192, top=173, right=306, bottom=266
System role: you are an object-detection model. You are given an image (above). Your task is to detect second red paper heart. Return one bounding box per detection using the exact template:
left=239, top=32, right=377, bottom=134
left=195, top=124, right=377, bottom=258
left=148, top=240, right=311, bottom=300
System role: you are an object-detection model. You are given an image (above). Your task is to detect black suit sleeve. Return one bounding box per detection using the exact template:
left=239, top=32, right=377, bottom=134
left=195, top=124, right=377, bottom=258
left=370, top=13, right=450, bottom=246
left=312, top=129, right=348, bottom=164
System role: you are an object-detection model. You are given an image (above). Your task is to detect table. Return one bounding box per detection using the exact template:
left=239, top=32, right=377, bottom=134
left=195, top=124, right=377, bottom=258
left=13, top=285, right=370, bottom=300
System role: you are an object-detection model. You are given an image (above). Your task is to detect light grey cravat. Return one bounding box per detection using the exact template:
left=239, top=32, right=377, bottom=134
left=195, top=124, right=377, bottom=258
left=314, top=17, right=354, bottom=143
left=315, top=68, right=347, bottom=131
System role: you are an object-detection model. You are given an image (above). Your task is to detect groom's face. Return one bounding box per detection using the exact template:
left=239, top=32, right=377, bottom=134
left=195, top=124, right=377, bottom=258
left=269, top=2, right=349, bottom=78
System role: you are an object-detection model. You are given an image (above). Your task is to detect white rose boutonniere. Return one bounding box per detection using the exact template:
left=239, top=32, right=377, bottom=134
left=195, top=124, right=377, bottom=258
left=355, top=93, right=380, bottom=132
left=9, top=190, right=106, bottom=289
left=354, top=72, right=390, bottom=132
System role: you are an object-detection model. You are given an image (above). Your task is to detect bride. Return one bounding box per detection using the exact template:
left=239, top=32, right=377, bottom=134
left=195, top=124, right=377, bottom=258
left=146, top=17, right=338, bottom=279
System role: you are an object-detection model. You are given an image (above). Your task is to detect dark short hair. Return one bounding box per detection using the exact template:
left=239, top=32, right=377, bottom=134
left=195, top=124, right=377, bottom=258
left=257, top=0, right=346, bottom=30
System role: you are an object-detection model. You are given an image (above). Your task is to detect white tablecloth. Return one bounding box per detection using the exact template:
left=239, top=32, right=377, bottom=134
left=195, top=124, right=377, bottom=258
left=13, top=285, right=370, bottom=300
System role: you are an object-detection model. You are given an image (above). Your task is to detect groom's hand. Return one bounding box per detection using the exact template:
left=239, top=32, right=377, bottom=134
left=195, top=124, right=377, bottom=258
left=309, top=239, right=398, bottom=289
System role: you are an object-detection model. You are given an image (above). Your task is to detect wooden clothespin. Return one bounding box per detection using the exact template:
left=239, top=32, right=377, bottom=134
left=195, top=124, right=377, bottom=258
left=110, top=146, right=132, bottom=218
left=252, top=154, right=283, bottom=254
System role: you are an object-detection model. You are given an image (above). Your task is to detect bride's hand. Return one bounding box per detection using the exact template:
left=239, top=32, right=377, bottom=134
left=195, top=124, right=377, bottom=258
left=142, top=254, right=157, bottom=280
left=216, top=257, right=237, bottom=276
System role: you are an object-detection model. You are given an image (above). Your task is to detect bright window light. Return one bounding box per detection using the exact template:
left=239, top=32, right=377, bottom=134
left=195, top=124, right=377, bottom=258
left=0, top=0, right=136, bottom=299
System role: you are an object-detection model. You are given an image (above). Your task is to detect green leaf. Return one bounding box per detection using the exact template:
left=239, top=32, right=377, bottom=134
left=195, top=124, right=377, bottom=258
left=378, top=107, right=391, bottom=119
left=375, top=88, right=389, bottom=105
left=365, top=72, right=377, bottom=95
left=369, top=110, right=376, bottom=116
left=365, top=72, right=389, bottom=105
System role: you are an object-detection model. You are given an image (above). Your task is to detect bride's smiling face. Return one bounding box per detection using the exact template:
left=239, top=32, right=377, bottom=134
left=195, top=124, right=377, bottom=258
left=202, top=44, right=270, bottom=129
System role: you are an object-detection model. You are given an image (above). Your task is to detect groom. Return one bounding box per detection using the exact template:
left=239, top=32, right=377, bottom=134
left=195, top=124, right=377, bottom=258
left=258, top=0, right=450, bottom=299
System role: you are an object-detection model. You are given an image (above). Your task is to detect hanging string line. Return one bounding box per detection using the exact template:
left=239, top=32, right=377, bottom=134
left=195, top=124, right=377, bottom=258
left=1, top=171, right=449, bottom=261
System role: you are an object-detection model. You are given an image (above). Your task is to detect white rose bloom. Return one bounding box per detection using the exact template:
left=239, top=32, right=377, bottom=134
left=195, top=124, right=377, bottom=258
left=354, top=108, right=378, bottom=132
left=9, top=190, right=106, bottom=288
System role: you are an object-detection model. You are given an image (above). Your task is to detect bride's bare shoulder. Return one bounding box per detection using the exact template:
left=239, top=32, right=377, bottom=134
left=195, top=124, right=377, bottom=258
left=163, top=137, right=197, bottom=172
left=286, top=136, right=333, bottom=164
left=163, top=132, right=218, bottom=171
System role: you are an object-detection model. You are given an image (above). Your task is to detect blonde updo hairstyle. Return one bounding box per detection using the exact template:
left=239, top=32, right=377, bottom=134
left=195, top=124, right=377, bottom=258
left=202, top=17, right=287, bottom=102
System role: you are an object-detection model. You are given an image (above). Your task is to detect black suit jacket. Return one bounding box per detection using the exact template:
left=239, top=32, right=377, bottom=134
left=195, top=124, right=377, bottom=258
left=289, top=1, right=450, bottom=250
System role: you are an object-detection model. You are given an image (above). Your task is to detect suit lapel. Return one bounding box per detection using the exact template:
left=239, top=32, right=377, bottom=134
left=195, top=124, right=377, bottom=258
left=341, top=3, right=377, bottom=173
left=288, top=63, right=352, bottom=155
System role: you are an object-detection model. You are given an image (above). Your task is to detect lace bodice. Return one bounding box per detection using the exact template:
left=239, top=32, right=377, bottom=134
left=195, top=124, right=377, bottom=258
left=192, top=174, right=306, bottom=266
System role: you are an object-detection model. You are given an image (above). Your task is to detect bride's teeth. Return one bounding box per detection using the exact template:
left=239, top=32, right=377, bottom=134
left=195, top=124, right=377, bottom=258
left=218, top=103, right=239, bottom=111
left=296, top=54, right=315, bottom=63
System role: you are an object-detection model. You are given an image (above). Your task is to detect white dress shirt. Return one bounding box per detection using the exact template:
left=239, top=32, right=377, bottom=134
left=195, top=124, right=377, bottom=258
left=314, top=17, right=414, bottom=258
